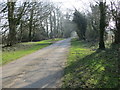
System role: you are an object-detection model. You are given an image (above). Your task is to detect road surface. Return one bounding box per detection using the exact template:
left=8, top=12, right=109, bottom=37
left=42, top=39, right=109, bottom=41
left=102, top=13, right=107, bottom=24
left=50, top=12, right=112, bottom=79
left=1, top=38, right=71, bottom=88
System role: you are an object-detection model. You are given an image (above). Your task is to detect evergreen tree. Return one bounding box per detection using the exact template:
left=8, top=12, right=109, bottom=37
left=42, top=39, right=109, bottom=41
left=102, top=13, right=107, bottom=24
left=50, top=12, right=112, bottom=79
left=73, top=10, right=87, bottom=40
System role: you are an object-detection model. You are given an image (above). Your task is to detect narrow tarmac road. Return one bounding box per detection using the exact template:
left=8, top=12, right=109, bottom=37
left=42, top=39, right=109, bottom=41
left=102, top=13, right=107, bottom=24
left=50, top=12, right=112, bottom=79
left=1, top=38, right=71, bottom=88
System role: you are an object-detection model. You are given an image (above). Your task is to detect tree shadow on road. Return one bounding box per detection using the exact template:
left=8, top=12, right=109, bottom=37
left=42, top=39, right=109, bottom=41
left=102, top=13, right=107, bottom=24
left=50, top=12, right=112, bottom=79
left=16, top=69, right=64, bottom=89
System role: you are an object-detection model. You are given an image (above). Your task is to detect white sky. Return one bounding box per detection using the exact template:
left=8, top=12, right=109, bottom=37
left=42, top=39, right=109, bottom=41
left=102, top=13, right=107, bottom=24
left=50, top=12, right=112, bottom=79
left=50, top=0, right=94, bottom=12
left=50, top=0, right=119, bottom=13
left=0, top=0, right=118, bottom=12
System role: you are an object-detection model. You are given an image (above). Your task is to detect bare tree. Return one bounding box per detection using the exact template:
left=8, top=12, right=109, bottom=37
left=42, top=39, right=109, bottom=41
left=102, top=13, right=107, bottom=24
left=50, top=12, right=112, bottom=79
left=110, top=1, right=120, bottom=44
left=7, top=1, right=27, bottom=46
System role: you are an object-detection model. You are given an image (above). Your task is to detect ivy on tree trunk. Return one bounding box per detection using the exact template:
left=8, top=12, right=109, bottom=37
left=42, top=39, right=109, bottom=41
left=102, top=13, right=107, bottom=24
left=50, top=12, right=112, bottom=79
left=99, top=2, right=106, bottom=50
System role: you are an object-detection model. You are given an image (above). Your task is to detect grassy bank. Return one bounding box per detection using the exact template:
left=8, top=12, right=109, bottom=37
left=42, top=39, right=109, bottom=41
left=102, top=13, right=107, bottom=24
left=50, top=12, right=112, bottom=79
left=1, top=38, right=63, bottom=65
left=63, top=38, right=119, bottom=88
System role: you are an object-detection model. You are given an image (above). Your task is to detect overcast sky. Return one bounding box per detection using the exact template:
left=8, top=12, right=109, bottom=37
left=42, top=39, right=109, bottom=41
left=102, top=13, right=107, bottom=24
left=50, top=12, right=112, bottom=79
left=50, top=0, right=119, bottom=13
left=50, top=0, right=94, bottom=12
left=0, top=0, right=119, bottom=13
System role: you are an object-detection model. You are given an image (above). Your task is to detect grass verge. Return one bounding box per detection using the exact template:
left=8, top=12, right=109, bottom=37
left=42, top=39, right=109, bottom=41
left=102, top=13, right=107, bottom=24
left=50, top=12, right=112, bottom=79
left=62, top=38, right=119, bottom=88
left=1, top=38, right=63, bottom=65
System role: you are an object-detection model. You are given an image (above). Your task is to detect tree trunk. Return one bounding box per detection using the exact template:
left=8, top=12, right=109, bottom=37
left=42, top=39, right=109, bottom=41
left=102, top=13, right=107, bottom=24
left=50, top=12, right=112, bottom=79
left=45, top=19, right=49, bottom=38
left=29, top=9, right=33, bottom=41
left=7, top=2, right=16, bottom=46
left=53, top=11, right=57, bottom=38
left=114, top=12, right=120, bottom=44
left=20, top=22, right=23, bottom=42
left=99, top=2, right=106, bottom=50
left=50, top=12, right=53, bottom=39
